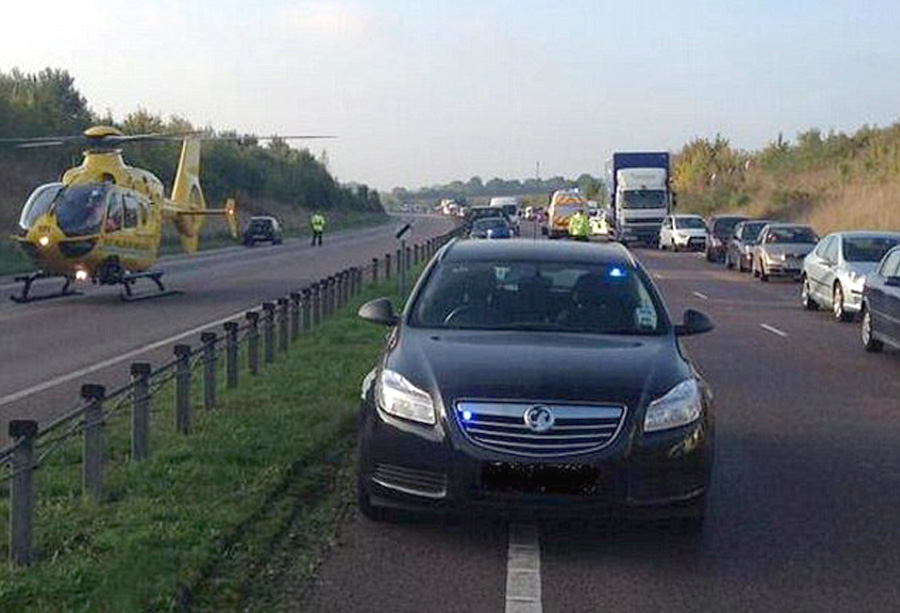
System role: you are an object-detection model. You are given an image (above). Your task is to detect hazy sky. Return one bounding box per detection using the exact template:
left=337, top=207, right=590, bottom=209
left=2, top=0, right=899, bottom=190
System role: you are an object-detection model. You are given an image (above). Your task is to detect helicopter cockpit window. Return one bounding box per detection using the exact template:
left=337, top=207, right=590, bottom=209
left=106, top=193, right=124, bottom=232
left=18, top=182, right=64, bottom=231
left=53, top=184, right=110, bottom=237
left=123, top=193, right=139, bottom=229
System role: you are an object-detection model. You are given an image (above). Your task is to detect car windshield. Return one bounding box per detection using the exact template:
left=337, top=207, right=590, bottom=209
left=765, top=227, right=817, bottom=244
left=473, top=218, right=508, bottom=231
left=250, top=219, right=272, bottom=230
left=622, top=190, right=666, bottom=209
left=52, top=183, right=110, bottom=237
left=18, top=182, right=64, bottom=231
left=741, top=222, right=767, bottom=241
left=410, top=259, right=666, bottom=335
left=713, top=217, right=745, bottom=236
left=842, top=236, right=900, bottom=262
left=676, top=217, right=706, bottom=230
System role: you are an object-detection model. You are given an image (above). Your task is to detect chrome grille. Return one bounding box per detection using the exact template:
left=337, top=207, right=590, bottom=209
left=373, top=464, right=448, bottom=499
left=456, top=401, right=626, bottom=457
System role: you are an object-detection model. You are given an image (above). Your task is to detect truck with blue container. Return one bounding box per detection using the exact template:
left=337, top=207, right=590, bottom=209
left=606, top=152, right=674, bottom=246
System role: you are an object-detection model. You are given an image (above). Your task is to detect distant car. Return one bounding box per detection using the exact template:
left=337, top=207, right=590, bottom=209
left=725, top=220, right=770, bottom=272
left=751, top=223, right=818, bottom=282
left=243, top=216, right=283, bottom=246
left=469, top=216, right=512, bottom=239
left=802, top=232, right=900, bottom=321
left=861, top=246, right=900, bottom=352
left=658, top=214, right=708, bottom=252
left=466, top=206, right=511, bottom=229
left=706, top=215, right=748, bottom=262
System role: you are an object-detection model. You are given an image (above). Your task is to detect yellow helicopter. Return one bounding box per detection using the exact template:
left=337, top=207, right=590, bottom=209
left=5, top=126, right=329, bottom=302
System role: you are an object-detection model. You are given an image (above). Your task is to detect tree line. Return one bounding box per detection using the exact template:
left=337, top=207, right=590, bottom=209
left=0, top=67, right=383, bottom=215
left=391, top=173, right=606, bottom=204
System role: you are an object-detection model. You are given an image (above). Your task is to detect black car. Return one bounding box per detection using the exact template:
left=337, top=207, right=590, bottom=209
left=469, top=216, right=512, bottom=239
left=706, top=215, right=748, bottom=262
left=356, top=240, right=715, bottom=526
left=243, top=216, right=283, bottom=246
left=725, top=219, right=770, bottom=272
left=861, top=245, right=900, bottom=353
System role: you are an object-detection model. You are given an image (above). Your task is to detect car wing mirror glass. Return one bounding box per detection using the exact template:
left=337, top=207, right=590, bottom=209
left=675, top=309, right=715, bottom=337
left=358, top=297, right=399, bottom=326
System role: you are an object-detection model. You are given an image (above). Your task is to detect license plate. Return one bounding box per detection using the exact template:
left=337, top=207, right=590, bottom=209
left=481, top=462, right=601, bottom=496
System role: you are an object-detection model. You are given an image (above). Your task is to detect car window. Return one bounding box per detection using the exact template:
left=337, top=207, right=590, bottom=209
left=880, top=251, right=900, bottom=277
left=410, top=259, right=667, bottom=335
left=842, top=236, right=900, bottom=263
left=765, top=227, right=817, bottom=244
left=676, top=217, right=706, bottom=230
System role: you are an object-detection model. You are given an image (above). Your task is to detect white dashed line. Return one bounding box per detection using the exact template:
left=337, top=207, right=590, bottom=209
left=760, top=323, right=789, bottom=338
left=506, top=522, right=542, bottom=613
left=692, top=291, right=709, bottom=300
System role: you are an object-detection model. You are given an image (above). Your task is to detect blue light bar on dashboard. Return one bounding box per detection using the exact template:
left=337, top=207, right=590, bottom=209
left=609, top=267, right=626, bottom=278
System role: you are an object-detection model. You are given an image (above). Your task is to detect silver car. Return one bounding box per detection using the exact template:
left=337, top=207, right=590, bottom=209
left=802, top=231, right=900, bottom=321
left=751, top=223, right=819, bottom=282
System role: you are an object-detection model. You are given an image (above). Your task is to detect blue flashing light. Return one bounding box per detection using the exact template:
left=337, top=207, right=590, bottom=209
left=462, top=410, right=473, bottom=421
left=609, top=267, right=626, bottom=278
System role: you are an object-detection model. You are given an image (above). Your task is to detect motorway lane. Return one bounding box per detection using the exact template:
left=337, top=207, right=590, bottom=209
left=0, top=215, right=457, bottom=434
left=296, top=242, right=900, bottom=613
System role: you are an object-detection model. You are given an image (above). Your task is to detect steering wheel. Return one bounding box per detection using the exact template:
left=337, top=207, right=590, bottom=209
left=443, top=305, right=476, bottom=325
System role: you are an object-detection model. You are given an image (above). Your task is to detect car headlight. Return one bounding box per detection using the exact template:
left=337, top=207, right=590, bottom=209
left=643, top=379, right=702, bottom=433
left=377, top=369, right=436, bottom=425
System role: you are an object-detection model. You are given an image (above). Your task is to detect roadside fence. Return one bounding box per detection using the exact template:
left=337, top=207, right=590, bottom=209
left=0, top=228, right=460, bottom=567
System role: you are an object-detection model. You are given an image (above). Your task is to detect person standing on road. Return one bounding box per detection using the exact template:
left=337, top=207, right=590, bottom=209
left=310, top=211, right=326, bottom=246
left=568, top=208, right=590, bottom=242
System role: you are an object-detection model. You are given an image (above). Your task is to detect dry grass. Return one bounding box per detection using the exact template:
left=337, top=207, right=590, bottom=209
left=801, top=179, right=900, bottom=234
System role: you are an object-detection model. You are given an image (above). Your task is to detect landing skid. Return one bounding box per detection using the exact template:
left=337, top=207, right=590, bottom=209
left=119, top=270, right=182, bottom=302
left=9, top=272, right=82, bottom=304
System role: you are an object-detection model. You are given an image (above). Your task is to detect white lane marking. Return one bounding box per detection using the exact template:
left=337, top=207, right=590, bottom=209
left=654, top=273, right=666, bottom=280
left=506, top=522, right=542, bottom=613
left=0, top=308, right=249, bottom=408
left=692, top=291, right=709, bottom=300
left=760, top=323, right=789, bottom=338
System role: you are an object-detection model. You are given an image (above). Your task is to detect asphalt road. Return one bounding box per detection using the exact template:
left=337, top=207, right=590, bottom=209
left=0, top=215, right=457, bottom=437
left=296, top=238, right=900, bottom=613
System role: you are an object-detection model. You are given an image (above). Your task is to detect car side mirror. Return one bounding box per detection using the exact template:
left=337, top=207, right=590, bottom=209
left=358, top=298, right=399, bottom=326
left=675, top=309, right=715, bottom=337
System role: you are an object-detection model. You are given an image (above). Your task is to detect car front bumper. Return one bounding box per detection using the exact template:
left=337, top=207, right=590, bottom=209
left=359, top=403, right=713, bottom=517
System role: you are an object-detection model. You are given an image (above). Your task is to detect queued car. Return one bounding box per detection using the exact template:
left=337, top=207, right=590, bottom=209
left=861, top=246, right=900, bottom=353
left=801, top=232, right=900, bottom=321
left=355, top=240, right=716, bottom=527
left=706, top=215, right=749, bottom=262
left=469, top=216, right=513, bottom=239
left=466, top=205, right=512, bottom=230
left=658, top=214, right=708, bottom=252
left=242, top=216, right=283, bottom=246
left=725, top=220, right=771, bottom=272
left=751, top=223, right=818, bottom=282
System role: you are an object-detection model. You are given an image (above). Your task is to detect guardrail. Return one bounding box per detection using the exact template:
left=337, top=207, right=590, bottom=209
left=0, top=229, right=459, bottom=567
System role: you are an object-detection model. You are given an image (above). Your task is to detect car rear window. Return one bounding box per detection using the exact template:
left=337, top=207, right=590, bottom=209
left=409, top=259, right=667, bottom=335
left=842, top=236, right=900, bottom=263
left=765, top=227, right=817, bottom=244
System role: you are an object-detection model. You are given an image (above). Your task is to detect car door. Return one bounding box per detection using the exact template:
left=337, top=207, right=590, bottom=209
left=806, top=235, right=835, bottom=303
left=879, top=251, right=900, bottom=343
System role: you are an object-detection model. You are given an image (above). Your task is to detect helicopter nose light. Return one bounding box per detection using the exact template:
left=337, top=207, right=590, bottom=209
left=75, top=269, right=89, bottom=281
left=38, top=235, right=50, bottom=247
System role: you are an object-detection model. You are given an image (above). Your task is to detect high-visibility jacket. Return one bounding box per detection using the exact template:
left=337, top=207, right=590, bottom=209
left=568, top=212, right=590, bottom=238
left=310, top=214, right=326, bottom=232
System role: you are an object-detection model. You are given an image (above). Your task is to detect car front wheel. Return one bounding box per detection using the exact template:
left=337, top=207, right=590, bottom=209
left=833, top=284, right=853, bottom=322
left=801, top=276, right=818, bottom=310
left=861, top=306, right=883, bottom=352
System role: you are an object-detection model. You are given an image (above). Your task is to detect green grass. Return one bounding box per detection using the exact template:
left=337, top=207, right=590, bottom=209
left=0, top=270, right=412, bottom=612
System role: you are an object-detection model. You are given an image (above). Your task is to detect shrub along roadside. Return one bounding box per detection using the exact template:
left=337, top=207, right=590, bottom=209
left=0, top=272, right=409, bottom=613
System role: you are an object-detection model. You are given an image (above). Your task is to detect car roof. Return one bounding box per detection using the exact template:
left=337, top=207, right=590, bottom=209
left=763, top=222, right=813, bottom=229
left=830, top=231, right=900, bottom=239
left=444, top=238, right=635, bottom=266
left=250, top=215, right=276, bottom=221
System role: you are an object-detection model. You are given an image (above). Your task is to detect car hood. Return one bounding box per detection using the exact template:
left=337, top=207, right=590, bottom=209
left=761, top=243, right=815, bottom=257
left=388, top=328, right=688, bottom=411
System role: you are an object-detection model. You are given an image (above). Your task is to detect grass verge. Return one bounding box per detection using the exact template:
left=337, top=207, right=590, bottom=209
left=0, top=270, right=410, bottom=612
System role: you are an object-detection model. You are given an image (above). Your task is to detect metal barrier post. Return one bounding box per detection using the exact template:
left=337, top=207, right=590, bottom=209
left=372, top=257, right=379, bottom=283
left=278, top=298, right=289, bottom=352
left=130, top=363, right=151, bottom=461
left=385, top=253, right=391, bottom=280
left=396, top=248, right=402, bottom=276
left=262, top=302, right=276, bottom=364
left=9, top=419, right=37, bottom=567
left=81, top=383, right=105, bottom=501
left=246, top=312, right=260, bottom=375
left=290, top=292, right=301, bottom=341
left=336, top=273, right=344, bottom=309
left=302, top=288, right=312, bottom=331
left=201, top=332, right=217, bottom=411
left=224, top=322, right=239, bottom=389
left=174, top=344, right=192, bottom=433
